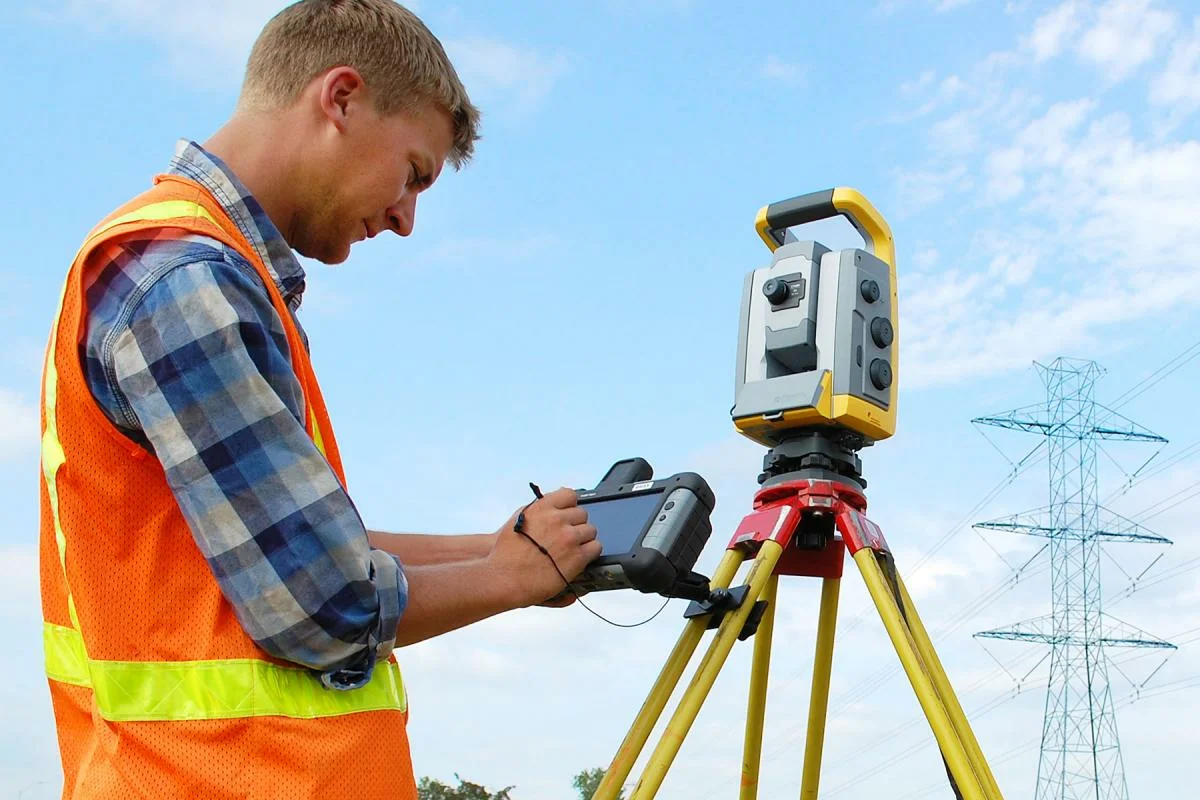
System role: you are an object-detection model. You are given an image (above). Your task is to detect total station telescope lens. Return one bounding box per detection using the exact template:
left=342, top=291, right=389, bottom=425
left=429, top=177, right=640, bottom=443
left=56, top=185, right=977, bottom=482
left=763, top=279, right=790, bottom=305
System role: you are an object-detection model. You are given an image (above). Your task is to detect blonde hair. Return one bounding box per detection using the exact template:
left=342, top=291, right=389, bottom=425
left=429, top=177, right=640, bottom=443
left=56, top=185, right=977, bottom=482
left=241, top=0, right=480, bottom=168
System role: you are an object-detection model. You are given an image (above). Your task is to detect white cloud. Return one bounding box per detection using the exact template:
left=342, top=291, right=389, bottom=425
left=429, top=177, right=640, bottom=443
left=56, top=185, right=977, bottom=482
left=900, top=90, right=1200, bottom=389
left=1017, top=98, right=1096, bottom=163
left=443, top=37, right=570, bottom=119
left=902, top=69, right=939, bottom=94
left=1032, top=114, right=1200, bottom=264
left=904, top=249, right=1200, bottom=390
left=988, top=252, right=1038, bottom=287
left=892, top=73, right=968, bottom=121
left=985, top=98, right=1095, bottom=199
left=1150, top=17, right=1200, bottom=126
left=903, top=554, right=970, bottom=598
left=0, top=389, right=39, bottom=463
left=892, top=164, right=972, bottom=212
left=1077, top=0, right=1177, bottom=83
left=936, top=74, right=968, bottom=102
left=912, top=247, right=941, bottom=271
left=889, top=0, right=1200, bottom=392
left=985, top=145, right=1026, bottom=201
left=902, top=102, right=1200, bottom=388
left=38, top=0, right=289, bottom=88
left=1025, top=0, right=1085, bottom=62
left=38, top=2, right=568, bottom=120
left=760, top=55, right=804, bottom=83
left=931, top=110, right=979, bottom=154
left=1020, top=0, right=1177, bottom=82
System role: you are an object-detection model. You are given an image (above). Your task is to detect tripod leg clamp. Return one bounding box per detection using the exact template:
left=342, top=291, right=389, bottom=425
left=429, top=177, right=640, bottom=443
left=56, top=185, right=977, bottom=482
left=683, top=585, right=770, bottom=640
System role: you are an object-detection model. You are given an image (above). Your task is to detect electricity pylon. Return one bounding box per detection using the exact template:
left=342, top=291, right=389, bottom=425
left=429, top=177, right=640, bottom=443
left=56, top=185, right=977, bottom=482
left=972, top=358, right=1175, bottom=800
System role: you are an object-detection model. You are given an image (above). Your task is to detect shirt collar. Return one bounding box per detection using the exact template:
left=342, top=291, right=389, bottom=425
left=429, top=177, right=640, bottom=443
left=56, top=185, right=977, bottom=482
left=167, top=139, right=306, bottom=306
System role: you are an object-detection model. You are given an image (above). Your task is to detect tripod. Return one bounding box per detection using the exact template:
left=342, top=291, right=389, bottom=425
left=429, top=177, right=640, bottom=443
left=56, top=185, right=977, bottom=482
left=592, top=431, right=1005, bottom=800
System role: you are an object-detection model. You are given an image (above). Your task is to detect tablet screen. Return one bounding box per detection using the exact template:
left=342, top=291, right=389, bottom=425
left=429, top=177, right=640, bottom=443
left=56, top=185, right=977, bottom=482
left=580, top=491, right=663, bottom=555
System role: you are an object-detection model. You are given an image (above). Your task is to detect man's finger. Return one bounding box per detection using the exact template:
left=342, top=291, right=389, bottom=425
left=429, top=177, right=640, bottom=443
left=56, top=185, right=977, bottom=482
left=561, top=506, right=588, bottom=526
left=544, top=486, right=579, bottom=509
left=575, top=523, right=597, bottom=544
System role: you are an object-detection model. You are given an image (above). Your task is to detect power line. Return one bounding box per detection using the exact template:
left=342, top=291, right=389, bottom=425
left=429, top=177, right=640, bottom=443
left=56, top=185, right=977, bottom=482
left=1137, top=480, right=1200, bottom=523
left=802, top=615, right=1199, bottom=800
left=821, top=684, right=1038, bottom=798
left=1108, top=339, right=1200, bottom=411
left=1110, top=555, right=1200, bottom=603
left=1101, top=437, right=1200, bottom=505
left=835, top=439, right=1047, bottom=639
left=749, top=551, right=1052, bottom=777
left=824, top=662, right=1200, bottom=800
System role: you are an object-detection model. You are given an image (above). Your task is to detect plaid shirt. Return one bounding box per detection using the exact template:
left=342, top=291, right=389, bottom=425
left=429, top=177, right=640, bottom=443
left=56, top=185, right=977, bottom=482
left=80, top=139, right=408, bottom=690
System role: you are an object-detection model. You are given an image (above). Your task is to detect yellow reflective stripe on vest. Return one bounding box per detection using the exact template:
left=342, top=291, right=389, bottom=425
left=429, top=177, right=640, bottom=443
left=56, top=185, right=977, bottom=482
left=44, top=620, right=90, bottom=687
left=42, top=273, right=81, bottom=633
left=309, top=406, right=327, bottom=457
left=43, top=623, right=406, bottom=721
left=91, top=200, right=217, bottom=240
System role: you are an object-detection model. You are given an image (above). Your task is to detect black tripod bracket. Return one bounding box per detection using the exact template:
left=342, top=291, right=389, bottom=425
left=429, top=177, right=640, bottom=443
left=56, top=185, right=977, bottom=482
left=682, top=585, right=770, bottom=641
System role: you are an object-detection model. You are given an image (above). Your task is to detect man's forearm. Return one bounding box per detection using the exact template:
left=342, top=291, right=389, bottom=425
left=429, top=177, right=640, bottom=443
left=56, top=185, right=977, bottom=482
left=367, top=531, right=496, bottom=566
left=391, top=560, right=519, bottom=646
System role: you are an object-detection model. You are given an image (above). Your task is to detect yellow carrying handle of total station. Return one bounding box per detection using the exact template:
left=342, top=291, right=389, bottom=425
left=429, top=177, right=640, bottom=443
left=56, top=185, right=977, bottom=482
left=754, top=187, right=895, bottom=269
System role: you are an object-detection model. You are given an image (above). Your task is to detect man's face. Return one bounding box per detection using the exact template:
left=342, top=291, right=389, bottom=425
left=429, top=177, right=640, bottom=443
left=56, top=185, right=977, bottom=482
left=299, top=91, right=454, bottom=265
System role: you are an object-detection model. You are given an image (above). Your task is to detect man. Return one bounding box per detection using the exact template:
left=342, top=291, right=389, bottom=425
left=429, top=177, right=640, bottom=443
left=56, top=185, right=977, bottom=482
left=38, top=1, right=600, bottom=798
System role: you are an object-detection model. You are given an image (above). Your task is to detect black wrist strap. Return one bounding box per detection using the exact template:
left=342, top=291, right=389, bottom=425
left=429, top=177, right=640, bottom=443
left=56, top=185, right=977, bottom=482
left=513, top=481, right=670, bottom=629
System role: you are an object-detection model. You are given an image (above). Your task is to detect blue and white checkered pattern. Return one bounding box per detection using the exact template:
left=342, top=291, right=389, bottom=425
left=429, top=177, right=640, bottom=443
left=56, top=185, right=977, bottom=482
left=81, top=140, right=408, bottom=690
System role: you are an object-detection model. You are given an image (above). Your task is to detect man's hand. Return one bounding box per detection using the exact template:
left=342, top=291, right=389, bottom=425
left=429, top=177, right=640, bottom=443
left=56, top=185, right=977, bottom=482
left=385, top=486, right=600, bottom=646
left=488, top=487, right=601, bottom=607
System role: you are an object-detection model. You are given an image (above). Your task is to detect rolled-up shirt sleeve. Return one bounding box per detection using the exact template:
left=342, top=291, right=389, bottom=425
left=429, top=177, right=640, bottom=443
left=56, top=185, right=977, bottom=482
left=108, top=251, right=406, bottom=690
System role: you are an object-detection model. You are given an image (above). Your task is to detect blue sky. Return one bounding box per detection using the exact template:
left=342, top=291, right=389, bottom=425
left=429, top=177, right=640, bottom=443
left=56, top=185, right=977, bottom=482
left=2, top=0, right=1199, bottom=798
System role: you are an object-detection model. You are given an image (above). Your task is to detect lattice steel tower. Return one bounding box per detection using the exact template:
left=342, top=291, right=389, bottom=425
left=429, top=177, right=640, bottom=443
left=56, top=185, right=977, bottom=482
left=972, top=358, right=1175, bottom=800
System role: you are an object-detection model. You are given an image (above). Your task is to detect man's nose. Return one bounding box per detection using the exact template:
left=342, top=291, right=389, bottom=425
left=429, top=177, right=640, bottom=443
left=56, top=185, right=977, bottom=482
left=385, top=192, right=417, bottom=237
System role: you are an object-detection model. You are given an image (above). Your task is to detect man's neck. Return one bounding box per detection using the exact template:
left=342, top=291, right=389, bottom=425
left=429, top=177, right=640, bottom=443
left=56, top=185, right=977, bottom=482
left=203, top=111, right=306, bottom=245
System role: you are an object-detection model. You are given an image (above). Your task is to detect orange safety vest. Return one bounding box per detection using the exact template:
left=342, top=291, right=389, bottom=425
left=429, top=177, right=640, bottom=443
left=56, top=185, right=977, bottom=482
left=39, top=173, right=415, bottom=799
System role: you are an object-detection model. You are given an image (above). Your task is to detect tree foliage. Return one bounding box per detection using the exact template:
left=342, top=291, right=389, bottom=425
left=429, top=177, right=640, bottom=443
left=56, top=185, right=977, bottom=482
left=573, top=767, right=625, bottom=800
left=415, top=766, right=623, bottom=800
left=417, top=774, right=515, bottom=800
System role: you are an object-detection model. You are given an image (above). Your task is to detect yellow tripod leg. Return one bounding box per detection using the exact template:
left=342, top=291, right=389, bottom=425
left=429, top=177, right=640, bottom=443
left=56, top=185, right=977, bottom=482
left=895, top=574, right=1005, bottom=800
left=852, top=548, right=988, bottom=800
left=631, top=541, right=786, bottom=800
left=799, top=576, right=841, bottom=800
left=593, top=549, right=745, bottom=800
left=740, top=574, right=778, bottom=800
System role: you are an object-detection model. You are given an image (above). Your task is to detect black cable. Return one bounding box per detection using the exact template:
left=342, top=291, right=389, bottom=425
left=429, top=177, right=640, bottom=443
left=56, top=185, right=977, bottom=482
left=514, top=482, right=671, bottom=629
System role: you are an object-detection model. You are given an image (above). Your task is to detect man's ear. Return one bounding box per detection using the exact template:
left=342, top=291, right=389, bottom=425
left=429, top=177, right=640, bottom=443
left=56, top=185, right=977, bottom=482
left=318, top=66, right=367, bottom=133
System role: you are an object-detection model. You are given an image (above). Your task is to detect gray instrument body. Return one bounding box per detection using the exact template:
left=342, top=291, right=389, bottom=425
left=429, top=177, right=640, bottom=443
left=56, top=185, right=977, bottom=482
left=731, top=230, right=895, bottom=444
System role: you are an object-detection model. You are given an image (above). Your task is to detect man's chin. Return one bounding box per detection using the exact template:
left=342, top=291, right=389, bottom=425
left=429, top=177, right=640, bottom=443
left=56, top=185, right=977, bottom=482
left=296, top=240, right=352, bottom=266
